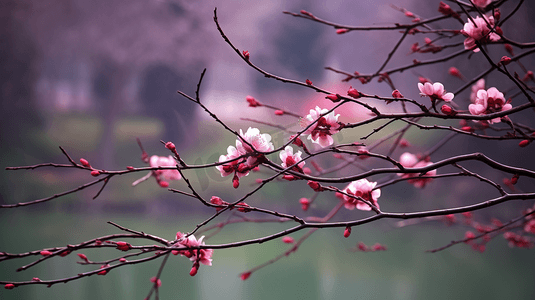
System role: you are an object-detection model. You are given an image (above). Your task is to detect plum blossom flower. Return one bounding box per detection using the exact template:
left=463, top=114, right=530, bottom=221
left=302, top=106, right=341, bottom=148
left=468, top=87, right=511, bottom=124
left=341, top=179, right=381, bottom=211
left=462, top=15, right=501, bottom=52
left=216, top=128, right=274, bottom=185
left=279, top=146, right=305, bottom=172
left=398, top=152, right=436, bottom=188
left=173, top=232, right=213, bottom=266
left=150, top=155, right=181, bottom=184
left=236, top=127, right=274, bottom=165
left=216, top=145, right=249, bottom=178
left=418, top=81, right=454, bottom=102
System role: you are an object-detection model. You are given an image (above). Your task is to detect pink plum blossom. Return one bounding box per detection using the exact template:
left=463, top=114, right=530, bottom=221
left=150, top=155, right=181, bottom=181
left=174, top=233, right=213, bottom=266
left=279, top=146, right=305, bottom=172
left=398, top=152, right=436, bottom=188
left=216, top=127, right=274, bottom=180
left=341, top=179, right=381, bottom=211
left=216, top=145, right=249, bottom=178
left=468, top=87, right=511, bottom=124
left=236, top=127, right=274, bottom=165
left=302, top=106, right=341, bottom=148
left=418, top=82, right=454, bottom=102
left=462, top=15, right=501, bottom=52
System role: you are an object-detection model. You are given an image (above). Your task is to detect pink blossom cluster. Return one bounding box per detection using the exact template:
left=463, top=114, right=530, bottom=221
left=172, top=232, right=213, bottom=267
left=339, top=179, right=381, bottom=211
left=462, top=15, right=501, bottom=52
left=301, top=106, right=341, bottom=148
left=216, top=127, right=274, bottom=187
left=149, top=155, right=181, bottom=187
left=468, top=87, right=512, bottom=124
left=398, top=152, right=436, bottom=188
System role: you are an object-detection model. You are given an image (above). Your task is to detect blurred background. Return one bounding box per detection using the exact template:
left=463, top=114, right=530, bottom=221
left=1, top=0, right=535, bottom=299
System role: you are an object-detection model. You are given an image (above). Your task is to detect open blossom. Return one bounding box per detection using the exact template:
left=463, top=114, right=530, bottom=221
left=398, top=152, right=436, bottom=188
left=462, top=15, right=501, bottom=52
left=236, top=127, right=274, bottom=165
left=216, top=145, right=249, bottom=178
left=468, top=87, right=511, bottom=124
left=174, top=233, right=213, bottom=266
left=150, top=155, right=181, bottom=181
left=302, top=106, right=341, bottom=148
left=279, top=146, right=305, bottom=172
left=418, top=82, right=454, bottom=102
left=341, top=179, right=381, bottom=211
left=216, top=127, right=274, bottom=180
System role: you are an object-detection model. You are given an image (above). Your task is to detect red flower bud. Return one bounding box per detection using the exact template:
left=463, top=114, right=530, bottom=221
left=119, top=258, right=127, bottom=262
left=344, top=226, right=351, bottom=238
left=210, top=196, right=223, bottom=205
left=307, top=180, right=323, bottom=192
left=126, top=166, right=134, bottom=170
left=511, top=174, right=519, bottom=185
left=500, top=56, right=512, bottom=66
left=240, top=272, right=251, bottom=280
left=290, top=135, right=304, bottom=147
left=336, top=28, right=349, bottom=34
left=441, top=105, right=456, bottom=116
left=305, top=79, right=313, bottom=86
left=464, top=231, right=476, bottom=242
left=5, top=283, right=15, bottom=289
left=391, top=89, right=403, bottom=99
left=116, top=241, right=131, bottom=251
left=347, top=86, right=360, bottom=98
left=159, top=181, right=169, bottom=188
left=448, top=67, right=462, bottom=79
left=299, top=198, right=310, bottom=211
left=59, top=250, right=71, bottom=257
left=399, top=139, right=410, bottom=148
left=40, top=250, right=52, bottom=256
left=282, top=175, right=296, bottom=181
left=519, top=140, right=530, bottom=147
left=242, top=50, right=250, bottom=61
left=274, top=110, right=284, bottom=115
left=372, top=243, right=387, bottom=251
left=232, top=175, right=240, bottom=189
left=418, top=76, right=429, bottom=84
left=236, top=202, right=251, bottom=212
left=80, top=158, right=90, bottom=167
left=246, top=95, right=261, bottom=107
left=461, top=126, right=474, bottom=133
left=282, top=236, right=295, bottom=244
left=357, top=242, right=368, bottom=252
left=405, top=11, right=414, bottom=17
left=325, top=94, right=341, bottom=102
left=165, top=142, right=176, bottom=151
left=189, top=265, right=198, bottom=276
left=300, top=10, right=312, bottom=17
left=90, top=170, right=100, bottom=177
left=78, top=253, right=88, bottom=261
left=505, top=44, right=514, bottom=56
left=150, top=277, right=162, bottom=288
